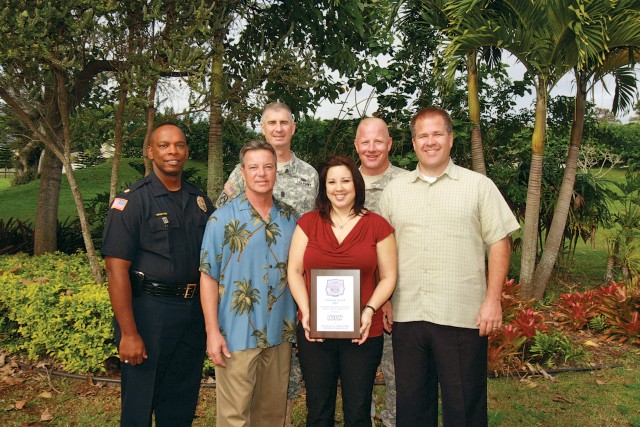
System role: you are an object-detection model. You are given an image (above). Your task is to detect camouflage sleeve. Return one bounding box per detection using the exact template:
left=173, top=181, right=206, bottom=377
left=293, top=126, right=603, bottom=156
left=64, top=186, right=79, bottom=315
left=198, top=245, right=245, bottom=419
left=311, top=168, right=319, bottom=198
left=215, top=165, right=244, bottom=208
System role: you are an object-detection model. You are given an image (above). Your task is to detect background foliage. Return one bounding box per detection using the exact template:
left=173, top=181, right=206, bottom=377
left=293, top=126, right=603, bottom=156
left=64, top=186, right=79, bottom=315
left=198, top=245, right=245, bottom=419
left=0, top=252, right=115, bottom=373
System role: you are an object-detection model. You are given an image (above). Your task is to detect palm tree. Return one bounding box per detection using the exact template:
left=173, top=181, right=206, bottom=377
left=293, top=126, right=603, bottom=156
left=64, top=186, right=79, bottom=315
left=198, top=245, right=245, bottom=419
left=440, top=0, right=618, bottom=297
left=415, top=0, right=503, bottom=175
left=528, top=3, right=640, bottom=298
left=200, top=250, right=211, bottom=276
left=231, top=278, right=261, bottom=333
left=221, top=220, right=251, bottom=274
left=282, top=318, right=297, bottom=343
left=252, top=327, right=269, bottom=349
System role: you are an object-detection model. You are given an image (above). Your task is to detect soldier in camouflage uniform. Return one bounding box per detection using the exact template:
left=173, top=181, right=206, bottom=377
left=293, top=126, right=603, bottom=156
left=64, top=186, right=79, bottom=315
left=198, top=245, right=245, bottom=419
left=355, top=117, right=407, bottom=427
left=215, top=102, right=318, bottom=426
left=215, top=103, right=318, bottom=214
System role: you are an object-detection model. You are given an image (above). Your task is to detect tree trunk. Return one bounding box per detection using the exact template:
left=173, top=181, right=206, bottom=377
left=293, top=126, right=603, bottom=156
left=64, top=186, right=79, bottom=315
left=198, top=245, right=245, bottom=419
left=15, top=140, right=42, bottom=183
left=529, top=71, right=587, bottom=299
left=467, top=50, right=486, bottom=176
left=142, top=79, right=157, bottom=176
left=109, top=83, right=128, bottom=203
left=520, top=83, right=548, bottom=298
left=33, top=148, right=62, bottom=254
left=55, top=69, right=104, bottom=284
left=207, top=37, right=225, bottom=200
left=63, top=156, right=105, bottom=283
left=605, top=254, right=616, bottom=282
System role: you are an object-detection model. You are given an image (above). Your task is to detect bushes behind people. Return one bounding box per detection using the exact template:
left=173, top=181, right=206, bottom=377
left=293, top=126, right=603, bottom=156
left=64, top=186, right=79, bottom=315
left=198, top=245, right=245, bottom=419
left=1, top=252, right=638, bottom=376
left=0, top=252, right=115, bottom=373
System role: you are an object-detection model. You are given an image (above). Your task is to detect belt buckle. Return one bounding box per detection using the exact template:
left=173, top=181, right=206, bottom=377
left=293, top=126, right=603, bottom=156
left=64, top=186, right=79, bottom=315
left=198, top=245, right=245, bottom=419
left=184, top=283, right=197, bottom=299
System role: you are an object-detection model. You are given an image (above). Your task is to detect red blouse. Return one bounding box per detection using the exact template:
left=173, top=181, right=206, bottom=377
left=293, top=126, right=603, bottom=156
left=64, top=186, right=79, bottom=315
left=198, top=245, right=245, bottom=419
left=297, top=210, right=394, bottom=337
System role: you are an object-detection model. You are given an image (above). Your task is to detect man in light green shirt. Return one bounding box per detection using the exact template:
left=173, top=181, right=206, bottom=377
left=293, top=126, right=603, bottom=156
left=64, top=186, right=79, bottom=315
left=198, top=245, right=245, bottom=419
left=378, top=107, right=519, bottom=427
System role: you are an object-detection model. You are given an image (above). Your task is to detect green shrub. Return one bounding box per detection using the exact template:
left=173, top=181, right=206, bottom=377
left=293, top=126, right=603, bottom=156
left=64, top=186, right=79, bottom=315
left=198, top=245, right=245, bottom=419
left=0, top=217, right=33, bottom=255
left=530, top=330, right=586, bottom=368
left=588, top=314, right=608, bottom=332
left=0, top=252, right=116, bottom=373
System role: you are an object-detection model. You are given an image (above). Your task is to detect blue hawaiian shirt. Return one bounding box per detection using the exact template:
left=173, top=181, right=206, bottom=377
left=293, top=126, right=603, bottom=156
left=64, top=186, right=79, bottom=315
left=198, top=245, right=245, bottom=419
left=199, top=193, right=298, bottom=352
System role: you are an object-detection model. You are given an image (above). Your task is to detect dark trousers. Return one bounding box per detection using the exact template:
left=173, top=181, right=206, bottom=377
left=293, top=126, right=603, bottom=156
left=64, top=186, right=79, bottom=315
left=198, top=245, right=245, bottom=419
left=115, top=293, right=206, bottom=427
left=393, top=321, right=488, bottom=427
left=297, top=324, right=383, bottom=427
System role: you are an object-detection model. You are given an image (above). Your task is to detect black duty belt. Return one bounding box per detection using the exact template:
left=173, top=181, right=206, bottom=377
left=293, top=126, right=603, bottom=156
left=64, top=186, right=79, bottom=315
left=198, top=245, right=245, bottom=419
left=130, top=271, right=198, bottom=299
left=141, top=281, right=198, bottom=299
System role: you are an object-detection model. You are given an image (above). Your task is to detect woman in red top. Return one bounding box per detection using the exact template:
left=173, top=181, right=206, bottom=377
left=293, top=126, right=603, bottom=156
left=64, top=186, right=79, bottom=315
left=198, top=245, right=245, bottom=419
left=288, top=156, right=397, bottom=426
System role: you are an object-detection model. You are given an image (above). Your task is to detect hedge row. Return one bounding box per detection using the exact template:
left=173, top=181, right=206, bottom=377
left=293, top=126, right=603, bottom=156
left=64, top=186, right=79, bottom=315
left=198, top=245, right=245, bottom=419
left=0, top=252, right=115, bottom=373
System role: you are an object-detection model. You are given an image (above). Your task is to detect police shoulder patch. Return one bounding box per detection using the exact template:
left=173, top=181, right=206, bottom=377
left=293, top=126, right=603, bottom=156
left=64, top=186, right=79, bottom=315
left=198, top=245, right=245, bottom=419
left=111, top=198, right=128, bottom=211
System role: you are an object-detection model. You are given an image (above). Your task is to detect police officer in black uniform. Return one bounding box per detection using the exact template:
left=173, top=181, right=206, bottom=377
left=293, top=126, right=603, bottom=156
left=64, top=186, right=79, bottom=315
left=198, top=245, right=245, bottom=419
left=102, top=123, right=214, bottom=426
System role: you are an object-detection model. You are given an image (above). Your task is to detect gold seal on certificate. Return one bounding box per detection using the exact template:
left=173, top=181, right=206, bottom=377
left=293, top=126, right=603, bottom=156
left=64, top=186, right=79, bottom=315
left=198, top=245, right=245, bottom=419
left=309, top=269, right=361, bottom=339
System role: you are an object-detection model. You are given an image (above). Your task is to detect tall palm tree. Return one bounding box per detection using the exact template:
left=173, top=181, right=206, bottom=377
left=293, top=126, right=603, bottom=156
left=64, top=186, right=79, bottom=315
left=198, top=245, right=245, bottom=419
left=415, top=0, right=503, bottom=175
left=231, top=278, right=260, bottom=317
left=528, top=3, right=640, bottom=298
left=441, top=0, right=617, bottom=297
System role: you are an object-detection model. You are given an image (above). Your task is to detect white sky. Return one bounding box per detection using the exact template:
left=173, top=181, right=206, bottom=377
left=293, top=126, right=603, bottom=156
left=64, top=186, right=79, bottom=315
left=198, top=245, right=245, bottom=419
left=313, top=57, right=639, bottom=123
left=163, top=55, right=639, bottom=124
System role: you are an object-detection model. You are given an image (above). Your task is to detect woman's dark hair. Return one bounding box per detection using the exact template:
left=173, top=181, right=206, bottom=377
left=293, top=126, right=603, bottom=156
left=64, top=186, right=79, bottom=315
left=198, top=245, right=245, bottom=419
left=316, top=156, right=366, bottom=224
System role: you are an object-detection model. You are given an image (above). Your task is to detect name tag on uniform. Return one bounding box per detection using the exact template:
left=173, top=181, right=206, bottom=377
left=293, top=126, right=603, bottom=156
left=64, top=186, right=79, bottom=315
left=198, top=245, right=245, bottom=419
left=111, top=198, right=128, bottom=211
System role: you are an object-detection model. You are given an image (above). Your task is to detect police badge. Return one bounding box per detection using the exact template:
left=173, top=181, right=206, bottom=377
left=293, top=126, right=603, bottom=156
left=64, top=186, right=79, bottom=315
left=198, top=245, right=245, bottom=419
left=197, top=196, right=207, bottom=212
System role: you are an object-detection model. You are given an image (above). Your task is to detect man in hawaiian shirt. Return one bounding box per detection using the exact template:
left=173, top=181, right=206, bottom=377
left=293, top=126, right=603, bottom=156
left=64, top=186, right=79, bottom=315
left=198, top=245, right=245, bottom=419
left=200, top=140, right=298, bottom=427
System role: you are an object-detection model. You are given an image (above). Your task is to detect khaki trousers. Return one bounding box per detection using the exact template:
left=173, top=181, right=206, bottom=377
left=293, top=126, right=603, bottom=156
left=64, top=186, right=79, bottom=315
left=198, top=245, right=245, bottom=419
left=215, top=342, right=292, bottom=427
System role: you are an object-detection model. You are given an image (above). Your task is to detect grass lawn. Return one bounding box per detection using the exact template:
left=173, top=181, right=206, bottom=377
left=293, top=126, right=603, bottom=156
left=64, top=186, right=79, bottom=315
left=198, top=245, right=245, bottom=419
left=0, top=159, right=208, bottom=222
left=1, top=351, right=639, bottom=426
left=0, top=178, right=10, bottom=190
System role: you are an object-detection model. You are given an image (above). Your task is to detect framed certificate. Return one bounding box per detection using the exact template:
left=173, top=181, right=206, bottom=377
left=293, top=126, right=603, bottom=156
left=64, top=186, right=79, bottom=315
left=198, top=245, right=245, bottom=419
left=309, top=269, right=361, bottom=339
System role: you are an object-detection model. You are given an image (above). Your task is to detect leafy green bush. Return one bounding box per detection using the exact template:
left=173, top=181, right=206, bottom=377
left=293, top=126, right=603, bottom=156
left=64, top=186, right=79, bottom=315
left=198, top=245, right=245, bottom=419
left=588, top=314, right=608, bottom=332
left=0, top=217, right=95, bottom=256
left=0, top=252, right=116, bottom=373
left=0, top=217, right=33, bottom=255
left=530, top=331, right=586, bottom=368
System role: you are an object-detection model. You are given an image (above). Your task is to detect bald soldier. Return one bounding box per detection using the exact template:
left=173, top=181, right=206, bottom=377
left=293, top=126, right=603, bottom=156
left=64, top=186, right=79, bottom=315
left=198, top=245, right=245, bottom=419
left=354, top=117, right=406, bottom=427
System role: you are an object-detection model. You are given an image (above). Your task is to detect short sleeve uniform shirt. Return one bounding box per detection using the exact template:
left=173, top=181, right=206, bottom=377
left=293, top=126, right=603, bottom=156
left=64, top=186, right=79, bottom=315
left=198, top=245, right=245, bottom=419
left=101, top=171, right=214, bottom=284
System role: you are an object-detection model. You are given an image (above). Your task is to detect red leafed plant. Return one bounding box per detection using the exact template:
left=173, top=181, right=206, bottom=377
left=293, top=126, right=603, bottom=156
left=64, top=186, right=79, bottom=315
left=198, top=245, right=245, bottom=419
left=598, top=282, right=640, bottom=344
left=487, top=324, right=528, bottom=377
left=512, top=308, right=548, bottom=338
left=487, top=280, right=548, bottom=377
left=553, top=290, right=600, bottom=330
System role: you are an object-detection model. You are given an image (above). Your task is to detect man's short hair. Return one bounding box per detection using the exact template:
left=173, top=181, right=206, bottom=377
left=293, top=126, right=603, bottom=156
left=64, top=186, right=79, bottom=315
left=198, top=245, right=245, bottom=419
left=410, top=107, right=453, bottom=136
left=261, top=102, right=294, bottom=124
left=239, top=139, right=277, bottom=166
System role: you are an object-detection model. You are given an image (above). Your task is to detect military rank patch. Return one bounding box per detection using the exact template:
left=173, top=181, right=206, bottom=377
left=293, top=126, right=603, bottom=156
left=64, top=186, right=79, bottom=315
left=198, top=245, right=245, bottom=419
left=111, top=198, right=128, bottom=211
left=197, top=196, right=207, bottom=212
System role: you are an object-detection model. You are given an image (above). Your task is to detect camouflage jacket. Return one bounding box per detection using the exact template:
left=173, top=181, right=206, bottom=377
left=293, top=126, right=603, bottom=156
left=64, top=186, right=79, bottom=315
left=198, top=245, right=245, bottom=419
left=215, top=151, right=319, bottom=216
left=363, top=164, right=407, bottom=212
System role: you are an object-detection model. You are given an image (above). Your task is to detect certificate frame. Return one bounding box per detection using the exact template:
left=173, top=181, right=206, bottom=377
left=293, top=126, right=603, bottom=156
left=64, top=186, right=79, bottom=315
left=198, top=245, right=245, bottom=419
left=309, top=268, right=361, bottom=339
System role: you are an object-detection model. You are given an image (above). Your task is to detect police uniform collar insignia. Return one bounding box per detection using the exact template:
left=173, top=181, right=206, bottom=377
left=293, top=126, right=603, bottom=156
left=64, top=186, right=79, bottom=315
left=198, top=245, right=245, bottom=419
left=197, top=196, right=207, bottom=212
